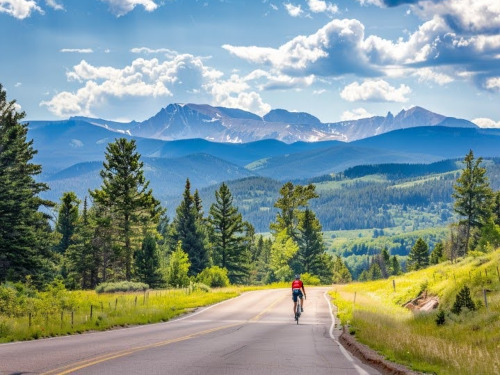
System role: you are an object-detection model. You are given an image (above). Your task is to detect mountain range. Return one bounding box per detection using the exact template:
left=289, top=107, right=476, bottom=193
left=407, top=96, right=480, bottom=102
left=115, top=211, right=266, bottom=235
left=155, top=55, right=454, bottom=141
left=26, top=104, right=500, bottom=210
left=68, top=103, right=477, bottom=143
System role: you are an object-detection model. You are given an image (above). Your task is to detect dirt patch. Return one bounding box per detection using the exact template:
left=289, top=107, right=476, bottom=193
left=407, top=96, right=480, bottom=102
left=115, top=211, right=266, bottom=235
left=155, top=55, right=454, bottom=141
left=403, top=291, right=439, bottom=312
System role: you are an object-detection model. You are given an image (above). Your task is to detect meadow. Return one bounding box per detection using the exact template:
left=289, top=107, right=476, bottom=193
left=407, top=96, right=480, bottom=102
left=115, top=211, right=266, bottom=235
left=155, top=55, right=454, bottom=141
left=331, top=249, right=500, bottom=375
left=0, top=283, right=285, bottom=343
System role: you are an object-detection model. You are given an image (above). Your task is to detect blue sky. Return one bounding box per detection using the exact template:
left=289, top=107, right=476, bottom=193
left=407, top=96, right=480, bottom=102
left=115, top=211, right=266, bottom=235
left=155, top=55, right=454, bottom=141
left=1, top=0, right=499, bottom=127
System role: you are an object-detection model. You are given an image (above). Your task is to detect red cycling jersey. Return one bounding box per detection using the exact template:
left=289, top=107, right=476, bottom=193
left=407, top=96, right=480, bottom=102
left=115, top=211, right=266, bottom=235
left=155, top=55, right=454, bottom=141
left=291, top=280, right=303, bottom=289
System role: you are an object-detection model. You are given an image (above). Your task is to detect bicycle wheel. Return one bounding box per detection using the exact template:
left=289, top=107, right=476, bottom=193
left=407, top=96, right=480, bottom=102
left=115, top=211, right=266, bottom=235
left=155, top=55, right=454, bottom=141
left=296, top=301, right=300, bottom=324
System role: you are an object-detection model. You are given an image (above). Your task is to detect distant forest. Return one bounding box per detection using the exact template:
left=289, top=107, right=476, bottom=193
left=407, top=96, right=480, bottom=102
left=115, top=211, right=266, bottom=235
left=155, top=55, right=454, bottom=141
left=182, top=159, right=500, bottom=233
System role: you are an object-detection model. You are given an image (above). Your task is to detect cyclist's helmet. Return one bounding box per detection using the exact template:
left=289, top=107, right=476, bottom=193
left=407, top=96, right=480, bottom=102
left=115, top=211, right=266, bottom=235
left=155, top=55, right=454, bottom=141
left=295, top=274, right=300, bottom=279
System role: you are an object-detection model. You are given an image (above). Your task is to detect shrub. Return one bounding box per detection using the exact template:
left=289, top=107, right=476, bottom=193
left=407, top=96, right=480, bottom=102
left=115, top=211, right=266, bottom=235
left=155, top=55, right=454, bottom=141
left=300, top=272, right=321, bottom=285
left=95, top=281, right=149, bottom=294
left=451, top=285, right=476, bottom=314
left=192, top=283, right=211, bottom=292
left=196, top=266, right=230, bottom=287
left=435, top=310, right=446, bottom=326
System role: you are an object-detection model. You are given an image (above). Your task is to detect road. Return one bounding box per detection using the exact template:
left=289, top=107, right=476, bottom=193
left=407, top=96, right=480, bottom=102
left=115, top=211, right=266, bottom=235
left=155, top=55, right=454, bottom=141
left=0, top=287, right=380, bottom=375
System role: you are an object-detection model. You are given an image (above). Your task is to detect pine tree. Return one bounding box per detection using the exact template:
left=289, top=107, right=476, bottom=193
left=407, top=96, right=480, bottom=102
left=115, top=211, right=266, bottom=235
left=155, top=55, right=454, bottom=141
left=296, top=208, right=324, bottom=276
left=55, top=192, right=80, bottom=253
left=368, top=261, right=383, bottom=280
left=65, top=198, right=100, bottom=289
left=453, top=150, right=493, bottom=252
left=135, top=233, right=163, bottom=288
left=172, top=179, right=209, bottom=276
left=451, top=285, right=476, bottom=314
left=90, top=138, right=162, bottom=281
left=208, top=183, right=251, bottom=284
left=430, top=242, right=444, bottom=264
left=407, top=238, right=429, bottom=271
left=390, top=255, right=401, bottom=275
left=0, top=84, right=55, bottom=284
left=332, top=256, right=352, bottom=284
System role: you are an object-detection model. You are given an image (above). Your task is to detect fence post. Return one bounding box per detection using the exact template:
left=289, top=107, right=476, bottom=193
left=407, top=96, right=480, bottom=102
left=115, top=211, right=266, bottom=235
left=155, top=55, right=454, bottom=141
left=134, top=296, right=137, bottom=307
left=497, top=266, right=500, bottom=282
left=29, top=312, right=32, bottom=328
left=392, top=279, right=396, bottom=291
left=100, top=301, right=104, bottom=312
left=115, top=298, right=118, bottom=311
left=353, top=292, right=357, bottom=307
left=90, top=304, right=93, bottom=319
left=143, top=290, right=146, bottom=305
left=485, top=269, right=488, bottom=278
left=60, top=311, right=64, bottom=328
left=71, top=310, right=74, bottom=328
left=483, top=289, right=488, bottom=308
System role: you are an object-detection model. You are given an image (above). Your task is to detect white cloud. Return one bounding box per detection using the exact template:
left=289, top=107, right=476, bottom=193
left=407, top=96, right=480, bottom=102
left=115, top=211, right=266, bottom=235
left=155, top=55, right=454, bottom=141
left=41, top=54, right=224, bottom=117
left=223, top=19, right=374, bottom=77
left=131, top=47, right=177, bottom=56
left=60, top=48, right=94, bottom=53
left=340, top=79, right=411, bottom=102
left=100, top=0, right=158, bottom=17
left=472, top=117, right=500, bottom=128
left=46, top=0, right=63, bottom=10
left=485, top=77, right=500, bottom=90
left=307, top=0, right=338, bottom=15
left=284, top=2, right=303, bottom=17
left=208, top=73, right=271, bottom=116
left=40, top=53, right=271, bottom=118
left=415, top=0, right=500, bottom=34
left=414, top=67, right=453, bottom=85
left=0, top=0, right=43, bottom=19
left=15, top=82, right=22, bottom=87
left=341, top=107, right=374, bottom=121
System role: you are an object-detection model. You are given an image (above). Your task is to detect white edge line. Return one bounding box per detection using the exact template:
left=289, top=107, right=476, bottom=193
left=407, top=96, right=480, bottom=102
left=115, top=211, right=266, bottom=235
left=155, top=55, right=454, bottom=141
left=323, top=291, right=371, bottom=375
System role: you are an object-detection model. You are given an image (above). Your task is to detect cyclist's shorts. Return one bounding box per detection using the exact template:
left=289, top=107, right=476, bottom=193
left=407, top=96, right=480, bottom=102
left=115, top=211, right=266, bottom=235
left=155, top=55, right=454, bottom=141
left=292, top=288, right=303, bottom=302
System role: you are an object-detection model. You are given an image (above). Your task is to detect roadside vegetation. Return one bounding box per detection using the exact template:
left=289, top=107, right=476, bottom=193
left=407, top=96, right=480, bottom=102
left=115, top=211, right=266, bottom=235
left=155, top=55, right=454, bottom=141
left=331, top=249, right=500, bottom=375
left=0, top=281, right=292, bottom=343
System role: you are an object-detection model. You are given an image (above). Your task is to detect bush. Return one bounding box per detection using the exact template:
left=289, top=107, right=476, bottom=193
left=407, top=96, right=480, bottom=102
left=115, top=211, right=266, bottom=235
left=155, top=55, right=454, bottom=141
left=435, top=310, right=446, bottom=326
left=300, top=273, right=321, bottom=285
left=451, top=285, right=476, bottom=314
left=95, top=281, right=149, bottom=294
left=196, top=266, right=230, bottom=287
left=192, top=283, right=211, bottom=293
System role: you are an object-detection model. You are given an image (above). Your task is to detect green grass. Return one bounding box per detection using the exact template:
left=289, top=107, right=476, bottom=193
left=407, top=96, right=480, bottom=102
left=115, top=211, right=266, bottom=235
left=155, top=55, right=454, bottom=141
left=330, top=249, right=500, bottom=375
left=0, top=286, right=245, bottom=343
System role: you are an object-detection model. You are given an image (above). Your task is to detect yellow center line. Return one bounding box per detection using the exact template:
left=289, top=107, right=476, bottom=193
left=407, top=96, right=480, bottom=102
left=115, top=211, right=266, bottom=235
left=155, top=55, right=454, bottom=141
left=42, top=291, right=287, bottom=375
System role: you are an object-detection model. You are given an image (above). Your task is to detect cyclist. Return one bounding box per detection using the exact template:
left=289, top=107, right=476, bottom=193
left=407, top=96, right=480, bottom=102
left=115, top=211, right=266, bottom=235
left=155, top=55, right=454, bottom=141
left=292, top=274, right=306, bottom=315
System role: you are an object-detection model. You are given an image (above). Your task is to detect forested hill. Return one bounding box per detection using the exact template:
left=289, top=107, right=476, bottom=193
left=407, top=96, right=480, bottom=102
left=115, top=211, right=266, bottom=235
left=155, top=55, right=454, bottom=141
left=180, top=158, right=500, bottom=233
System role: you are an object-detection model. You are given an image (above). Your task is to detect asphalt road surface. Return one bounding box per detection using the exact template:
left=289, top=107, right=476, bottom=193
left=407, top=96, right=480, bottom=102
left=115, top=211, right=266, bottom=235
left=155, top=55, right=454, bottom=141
left=0, top=287, right=381, bottom=375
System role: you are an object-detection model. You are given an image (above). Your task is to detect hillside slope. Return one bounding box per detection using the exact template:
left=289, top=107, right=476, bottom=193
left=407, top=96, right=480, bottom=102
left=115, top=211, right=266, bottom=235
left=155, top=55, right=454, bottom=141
left=331, top=249, right=500, bottom=375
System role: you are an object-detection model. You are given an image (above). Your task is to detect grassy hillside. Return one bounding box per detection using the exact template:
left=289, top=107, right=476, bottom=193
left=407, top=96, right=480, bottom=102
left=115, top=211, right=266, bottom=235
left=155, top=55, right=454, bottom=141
left=330, top=249, right=500, bottom=375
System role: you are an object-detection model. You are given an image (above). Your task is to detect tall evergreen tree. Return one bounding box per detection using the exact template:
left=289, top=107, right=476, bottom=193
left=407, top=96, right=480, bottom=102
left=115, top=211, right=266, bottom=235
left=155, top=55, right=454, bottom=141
left=295, top=208, right=324, bottom=275
left=65, top=198, right=100, bottom=289
left=0, top=84, right=55, bottom=284
left=135, top=233, right=163, bottom=288
left=172, top=179, right=209, bottom=276
left=407, top=238, right=429, bottom=271
left=208, top=183, right=251, bottom=284
left=90, top=138, right=162, bottom=280
left=55, top=192, right=80, bottom=254
left=453, top=150, right=493, bottom=252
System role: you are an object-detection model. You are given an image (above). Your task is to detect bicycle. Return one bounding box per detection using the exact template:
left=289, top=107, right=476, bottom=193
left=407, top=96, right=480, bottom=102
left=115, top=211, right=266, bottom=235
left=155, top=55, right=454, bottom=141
left=294, top=295, right=305, bottom=324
